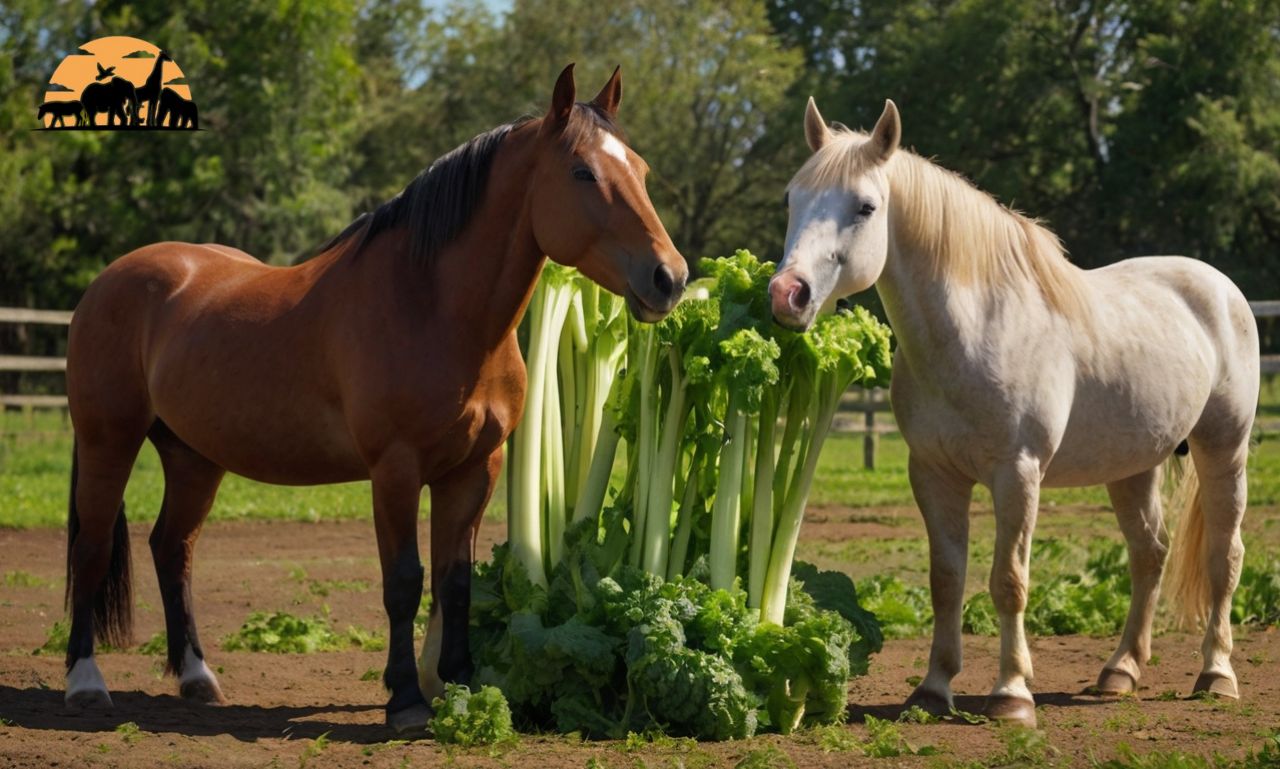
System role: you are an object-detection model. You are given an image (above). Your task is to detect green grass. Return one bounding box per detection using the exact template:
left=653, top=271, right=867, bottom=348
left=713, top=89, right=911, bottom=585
left=0, top=410, right=438, bottom=528
left=5, top=403, right=1280, bottom=528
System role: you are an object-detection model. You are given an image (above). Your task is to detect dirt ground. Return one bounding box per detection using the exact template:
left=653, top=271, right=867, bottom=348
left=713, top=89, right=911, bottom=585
left=1, top=515, right=1277, bottom=768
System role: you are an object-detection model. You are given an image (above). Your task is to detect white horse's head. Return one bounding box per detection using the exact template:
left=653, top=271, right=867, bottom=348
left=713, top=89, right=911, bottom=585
left=770, top=98, right=901, bottom=331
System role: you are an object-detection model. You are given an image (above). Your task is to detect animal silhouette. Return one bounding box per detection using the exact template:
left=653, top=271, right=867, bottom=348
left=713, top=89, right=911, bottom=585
left=38, top=99, right=84, bottom=128
left=94, top=62, right=116, bottom=81
left=80, top=77, right=137, bottom=127
left=154, top=87, right=197, bottom=129
left=135, top=51, right=172, bottom=127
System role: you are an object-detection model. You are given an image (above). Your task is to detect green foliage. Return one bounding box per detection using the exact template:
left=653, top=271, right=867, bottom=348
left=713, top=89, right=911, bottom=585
left=138, top=631, right=167, bottom=656
left=1090, top=732, right=1280, bottom=769
left=469, top=529, right=876, bottom=740
left=429, top=683, right=517, bottom=748
left=33, top=619, right=70, bottom=656
left=219, top=611, right=382, bottom=653
left=897, top=705, right=940, bottom=725
left=993, top=724, right=1055, bottom=767
left=789, top=563, right=883, bottom=675
left=2, top=570, right=49, bottom=587
left=1233, top=558, right=1280, bottom=627
left=855, top=575, right=933, bottom=639
left=811, top=723, right=859, bottom=752
left=859, top=714, right=938, bottom=758
left=962, top=541, right=1131, bottom=638
left=734, top=746, right=797, bottom=769
left=297, top=731, right=330, bottom=769
left=114, top=721, right=142, bottom=745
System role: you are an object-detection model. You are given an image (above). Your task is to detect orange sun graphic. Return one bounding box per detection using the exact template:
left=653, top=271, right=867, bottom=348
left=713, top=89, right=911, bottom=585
left=41, top=36, right=194, bottom=128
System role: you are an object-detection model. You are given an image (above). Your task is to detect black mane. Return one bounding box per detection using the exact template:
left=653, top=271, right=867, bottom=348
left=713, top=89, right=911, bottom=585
left=316, top=103, right=624, bottom=268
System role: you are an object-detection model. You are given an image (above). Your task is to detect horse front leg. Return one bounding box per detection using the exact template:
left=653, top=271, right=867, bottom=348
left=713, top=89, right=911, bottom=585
left=418, top=448, right=502, bottom=703
left=1097, top=467, right=1167, bottom=694
left=904, top=455, right=974, bottom=716
left=985, top=454, right=1042, bottom=727
left=370, top=451, right=429, bottom=732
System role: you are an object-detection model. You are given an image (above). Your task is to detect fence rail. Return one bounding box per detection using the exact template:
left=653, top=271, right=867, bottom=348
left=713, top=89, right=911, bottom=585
left=4, top=301, right=1279, bottom=468
left=0, top=307, right=73, bottom=325
left=1253, top=301, right=1280, bottom=375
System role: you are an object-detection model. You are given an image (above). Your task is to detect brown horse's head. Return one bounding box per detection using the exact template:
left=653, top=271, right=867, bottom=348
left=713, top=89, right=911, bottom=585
left=528, top=65, right=687, bottom=322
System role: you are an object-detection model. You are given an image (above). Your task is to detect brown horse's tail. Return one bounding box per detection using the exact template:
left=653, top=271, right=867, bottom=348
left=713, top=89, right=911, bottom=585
left=1164, top=455, right=1207, bottom=629
left=65, top=438, right=133, bottom=655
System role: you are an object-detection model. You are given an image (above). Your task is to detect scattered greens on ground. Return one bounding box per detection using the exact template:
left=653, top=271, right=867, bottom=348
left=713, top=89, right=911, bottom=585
left=963, top=540, right=1130, bottom=637
left=33, top=619, right=72, bottom=655
left=138, top=631, right=167, bottom=655
left=429, top=683, right=516, bottom=747
left=1233, top=558, right=1280, bottom=627
left=856, top=575, right=933, bottom=639
left=1091, top=732, right=1280, bottom=769
left=220, top=611, right=384, bottom=653
left=472, top=251, right=892, bottom=739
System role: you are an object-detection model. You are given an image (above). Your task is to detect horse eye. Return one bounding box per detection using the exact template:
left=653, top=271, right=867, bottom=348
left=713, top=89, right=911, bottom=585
left=859, top=202, right=877, bottom=217
left=572, top=166, right=597, bottom=182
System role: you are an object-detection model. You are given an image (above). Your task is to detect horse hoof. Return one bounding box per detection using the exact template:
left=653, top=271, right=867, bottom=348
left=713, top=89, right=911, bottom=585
left=65, top=688, right=113, bottom=709
left=1092, top=668, right=1138, bottom=696
left=388, top=703, right=432, bottom=734
left=904, top=686, right=952, bottom=717
left=1192, top=673, right=1239, bottom=700
left=984, top=695, right=1036, bottom=727
left=180, top=677, right=227, bottom=705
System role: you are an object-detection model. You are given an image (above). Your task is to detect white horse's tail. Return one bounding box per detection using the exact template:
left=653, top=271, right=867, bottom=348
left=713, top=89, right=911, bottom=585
left=1164, top=456, right=1207, bottom=629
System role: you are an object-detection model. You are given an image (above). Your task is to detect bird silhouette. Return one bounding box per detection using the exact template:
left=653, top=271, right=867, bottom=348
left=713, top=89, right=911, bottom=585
left=95, top=62, right=116, bottom=81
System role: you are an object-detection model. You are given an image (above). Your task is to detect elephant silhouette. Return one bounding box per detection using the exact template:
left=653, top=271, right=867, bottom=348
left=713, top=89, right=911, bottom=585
left=38, top=99, right=84, bottom=128
left=155, top=87, right=198, bottom=129
left=80, top=77, right=137, bottom=127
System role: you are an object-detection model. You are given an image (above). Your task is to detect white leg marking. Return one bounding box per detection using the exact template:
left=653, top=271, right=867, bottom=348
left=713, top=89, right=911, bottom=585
left=417, top=610, right=444, bottom=702
left=66, top=656, right=112, bottom=706
left=179, top=644, right=218, bottom=687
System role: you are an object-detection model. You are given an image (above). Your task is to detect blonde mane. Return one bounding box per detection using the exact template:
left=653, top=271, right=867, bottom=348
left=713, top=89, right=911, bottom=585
left=789, top=129, right=1088, bottom=319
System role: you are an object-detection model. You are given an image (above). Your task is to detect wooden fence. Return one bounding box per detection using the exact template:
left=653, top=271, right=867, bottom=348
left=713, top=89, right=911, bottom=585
left=0, top=307, right=73, bottom=409
left=3, top=302, right=1279, bottom=469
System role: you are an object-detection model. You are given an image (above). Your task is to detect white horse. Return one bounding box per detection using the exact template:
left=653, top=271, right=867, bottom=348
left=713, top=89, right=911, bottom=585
left=769, top=98, right=1259, bottom=726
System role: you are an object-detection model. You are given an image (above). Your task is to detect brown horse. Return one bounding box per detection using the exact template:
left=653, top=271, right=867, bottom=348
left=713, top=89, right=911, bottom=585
left=62, top=64, right=687, bottom=732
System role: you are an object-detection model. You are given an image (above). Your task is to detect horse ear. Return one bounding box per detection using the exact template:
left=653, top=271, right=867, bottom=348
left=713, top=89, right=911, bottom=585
left=545, top=63, right=576, bottom=134
left=590, top=66, right=622, bottom=118
left=867, top=99, right=901, bottom=164
left=804, top=96, right=831, bottom=152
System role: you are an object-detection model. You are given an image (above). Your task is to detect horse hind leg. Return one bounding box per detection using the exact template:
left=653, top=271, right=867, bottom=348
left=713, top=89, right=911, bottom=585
left=65, top=423, right=150, bottom=708
left=1173, top=434, right=1249, bottom=699
left=148, top=421, right=227, bottom=704
left=1096, top=467, right=1167, bottom=695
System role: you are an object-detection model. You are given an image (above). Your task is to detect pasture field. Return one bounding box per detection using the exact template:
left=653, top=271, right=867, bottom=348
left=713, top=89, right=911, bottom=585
left=2, top=400, right=1280, bottom=767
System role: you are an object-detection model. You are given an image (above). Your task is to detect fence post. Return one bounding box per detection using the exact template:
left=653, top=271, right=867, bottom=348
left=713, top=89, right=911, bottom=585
left=863, top=391, right=876, bottom=470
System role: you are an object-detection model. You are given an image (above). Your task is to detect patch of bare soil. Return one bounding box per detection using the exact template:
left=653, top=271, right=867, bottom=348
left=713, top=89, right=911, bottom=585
left=1, top=519, right=1276, bottom=768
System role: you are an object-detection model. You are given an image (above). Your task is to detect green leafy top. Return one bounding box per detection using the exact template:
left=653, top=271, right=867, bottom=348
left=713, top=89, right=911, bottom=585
left=429, top=683, right=516, bottom=747
left=717, top=327, right=781, bottom=412
left=699, top=249, right=776, bottom=341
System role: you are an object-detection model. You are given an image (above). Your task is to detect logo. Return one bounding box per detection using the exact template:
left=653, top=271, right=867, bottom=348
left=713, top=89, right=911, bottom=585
left=37, top=36, right=198, bottom=131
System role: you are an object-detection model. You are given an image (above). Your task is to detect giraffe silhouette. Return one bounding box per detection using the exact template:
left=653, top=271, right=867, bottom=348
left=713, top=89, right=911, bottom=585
left=135, top=51, right=172, bottom=127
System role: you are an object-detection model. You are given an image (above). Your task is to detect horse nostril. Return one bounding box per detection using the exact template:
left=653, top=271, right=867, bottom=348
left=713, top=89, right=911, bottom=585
left=791, top=278, right=811, bottom=311
left=653, top=264, right=675, bottom=300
